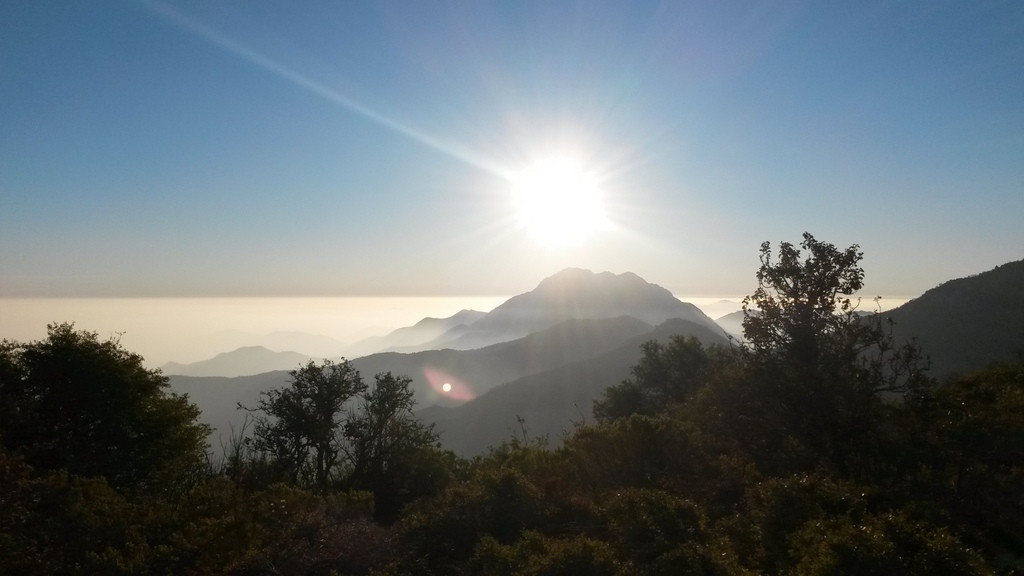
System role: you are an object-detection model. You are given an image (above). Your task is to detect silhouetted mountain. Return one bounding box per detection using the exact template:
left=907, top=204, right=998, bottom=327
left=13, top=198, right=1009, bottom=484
left=405, top=269, right=724, bottom=351
left=171, top=316, right=657, bottom=450
left=344, top=309, right=487, bottom=357
left=716, top=310, right=746, bottom=339
left=418, top=319, right=732, bottom=456
left=886, top=259, right=1024, bottom=378
left=255, top=332, right=343, bottom=358
left=162, top=346, right=312, bottom=377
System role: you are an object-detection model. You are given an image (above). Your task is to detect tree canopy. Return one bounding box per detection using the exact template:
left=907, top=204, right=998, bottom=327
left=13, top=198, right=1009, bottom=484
left=0, top=323, right=209, bottom=495
left=242, top=360, right=440, bottom=521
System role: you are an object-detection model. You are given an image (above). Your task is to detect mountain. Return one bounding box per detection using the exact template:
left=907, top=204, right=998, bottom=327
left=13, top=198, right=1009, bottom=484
left=344, top=309, right=487, bottom=357
left=885, top=259, right=1024, bottom=378
left=352, top=315, right=656, bottom=407
left=170, top=315, right=658, bottom=450
left=254, top=331, right=343, bottom=358
left=161, top=346, right=312, bottom=377
left=418, top=318, right=732, bottom=456
left=402, top=268, right=724, bottom=351
left=169, top=269, right=727, bottom=453
left=170, top=370, right=292, bottom=449
left=715, top=310, right=746, bottom=339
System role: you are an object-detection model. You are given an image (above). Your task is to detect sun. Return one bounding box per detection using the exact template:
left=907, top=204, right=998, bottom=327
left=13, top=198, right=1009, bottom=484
left=509, top=156, right=609, bottom=248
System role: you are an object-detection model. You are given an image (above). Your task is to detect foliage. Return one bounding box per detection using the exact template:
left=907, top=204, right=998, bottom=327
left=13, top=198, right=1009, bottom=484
left=471, top=532, right=620, bottom=576
left=738, top=233, right=932, bottom=475
left=243, top=362, right=440, bottom=524
left=0, top=323, right=209, bottom=495
left=594, top=336, right=711, bottom=421
left=601, top=488, right=710, bottom=575
left=345, top=372, right=441, bottom=522
left=0, top=445, right=151, bottom=575
left=901, top=362, right=1024, bottom=569
left=245, top=359, right=365, bottom=489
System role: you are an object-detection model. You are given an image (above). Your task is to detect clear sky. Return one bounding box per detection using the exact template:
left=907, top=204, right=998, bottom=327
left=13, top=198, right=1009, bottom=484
left=2, top=1, right=1022, bottom=299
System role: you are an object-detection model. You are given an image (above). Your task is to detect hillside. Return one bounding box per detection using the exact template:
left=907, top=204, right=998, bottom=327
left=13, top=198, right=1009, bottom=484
left=345, top=309, right=487, bottom=357
left=168, top=370, right=291, bottom=448
left=418, top=318, right=731, bottom=456
left=352, top=315, right=655, bottom=407
left=886, top=259, right=1024, bottom=378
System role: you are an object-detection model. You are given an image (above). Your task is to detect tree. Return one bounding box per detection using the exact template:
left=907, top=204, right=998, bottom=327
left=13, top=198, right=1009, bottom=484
left=243, top=363, right=439, bottom=511
left=0, top=323, right=209, bottom=495
left=739, top=233, right=930, bottom=474
left=344, top=372, right=440, bottom=522
left=594, top=336, right=713, bottom=421
left=244, top=359, right=365, bottom=489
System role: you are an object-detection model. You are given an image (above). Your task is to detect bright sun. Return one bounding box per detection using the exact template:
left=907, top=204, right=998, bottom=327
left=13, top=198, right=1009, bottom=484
left=509, top=156, right=609, bottom=248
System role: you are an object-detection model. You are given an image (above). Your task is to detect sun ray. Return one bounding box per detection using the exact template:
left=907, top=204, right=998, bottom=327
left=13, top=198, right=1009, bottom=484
left=138, top=0, right=503, bottom=175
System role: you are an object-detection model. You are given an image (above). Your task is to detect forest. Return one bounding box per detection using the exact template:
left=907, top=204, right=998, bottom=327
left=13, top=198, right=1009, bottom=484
left=1, top=234, right=1021, bottom=575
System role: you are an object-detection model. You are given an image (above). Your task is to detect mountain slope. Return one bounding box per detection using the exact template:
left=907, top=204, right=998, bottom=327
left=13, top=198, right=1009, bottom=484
left=352, top=315, right=656, bottom=407
left=418, top=318, right=732, bottom=456
left=345, top=309, right=487, bottom=357
left=162, top=346, right=312, bottom=377
left=169, top=370, right=291, bottom=450
left=409, top=268, right=723, bottom=351
left=886, top=259, right=1024, bottom=378
left=715, top=310, right=746, bottom=339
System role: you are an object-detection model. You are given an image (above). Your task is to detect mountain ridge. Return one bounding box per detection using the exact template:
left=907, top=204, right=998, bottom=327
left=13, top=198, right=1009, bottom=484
left=161, top=346, right=313, bottom=378
left=885, top=258, right=1024, bottom=378
left=401, top=268, right=723, bottom=351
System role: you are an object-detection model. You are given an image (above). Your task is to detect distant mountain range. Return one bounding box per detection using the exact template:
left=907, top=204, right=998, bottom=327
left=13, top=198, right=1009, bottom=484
left=168, top=262, right=1024, bottom=457
left=169, top=268, right=727, bottom=451
left=163, top=269, right=725, bottom=376
left=162, top=346, right=314, bottom=378
left=344, top=309, right=488, bottom=357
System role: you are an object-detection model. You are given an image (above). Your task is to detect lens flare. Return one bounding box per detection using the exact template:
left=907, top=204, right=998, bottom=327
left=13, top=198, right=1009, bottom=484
left=423, top=366, right=474, bottom=401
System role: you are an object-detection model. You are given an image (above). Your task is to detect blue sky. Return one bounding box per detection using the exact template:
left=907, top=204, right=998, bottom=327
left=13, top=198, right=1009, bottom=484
left=2, top=1, right=1021, bottom=298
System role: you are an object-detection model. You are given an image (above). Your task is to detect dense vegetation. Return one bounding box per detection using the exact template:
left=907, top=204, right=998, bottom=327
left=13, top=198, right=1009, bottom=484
left=1, top=234, right=1021, bottom=575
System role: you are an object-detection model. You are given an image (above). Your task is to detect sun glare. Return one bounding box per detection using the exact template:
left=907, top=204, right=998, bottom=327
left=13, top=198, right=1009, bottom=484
left=509, top=156, right=609, bottom=248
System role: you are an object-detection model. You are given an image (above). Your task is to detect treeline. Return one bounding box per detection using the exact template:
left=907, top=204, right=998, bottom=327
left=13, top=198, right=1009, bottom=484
left=1, top=234, right=1021, bottom=575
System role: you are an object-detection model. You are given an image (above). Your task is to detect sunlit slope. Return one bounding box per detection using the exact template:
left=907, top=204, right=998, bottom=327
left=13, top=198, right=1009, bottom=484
left=418, top=318, right=731, bottom=456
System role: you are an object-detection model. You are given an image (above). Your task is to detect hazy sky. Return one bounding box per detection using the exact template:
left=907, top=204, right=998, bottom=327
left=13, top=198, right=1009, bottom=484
left=3, top=1, right=1022, bottom=299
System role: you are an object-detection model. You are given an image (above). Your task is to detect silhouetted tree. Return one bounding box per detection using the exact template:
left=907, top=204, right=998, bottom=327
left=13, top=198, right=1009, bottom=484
left=0, top=323, right=209, bottom=495
left=739, top=233, right=930, bottom=475
left=344, top=372, right=440, bottom=522
left=244, top=359, right=365, bottom=489
left=594, top=336, right=713, bottom=421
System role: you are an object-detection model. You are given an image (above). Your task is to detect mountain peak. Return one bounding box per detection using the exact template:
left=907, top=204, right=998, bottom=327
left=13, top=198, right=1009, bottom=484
left=427, top=268, right=724, bottom=349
